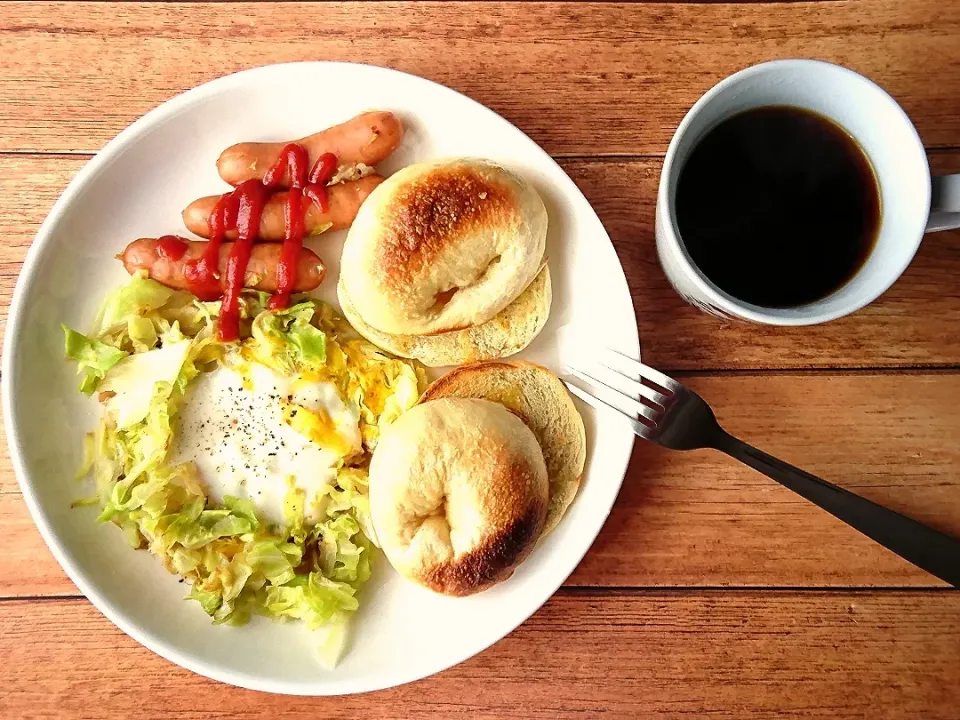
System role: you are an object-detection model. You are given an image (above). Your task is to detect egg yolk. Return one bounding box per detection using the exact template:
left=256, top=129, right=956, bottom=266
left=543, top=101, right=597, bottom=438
left=282, top=402, right=354, bottom=458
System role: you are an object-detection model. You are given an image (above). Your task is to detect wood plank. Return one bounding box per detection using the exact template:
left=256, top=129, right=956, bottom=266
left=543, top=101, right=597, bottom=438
left=3, top=153, right=960, bottom=369
left=1, top=1, right=959, bottom=155
left=3, top=372, right=957, bottom=597
left=0, top=592, right=957, bottom=718
left=0, top=493, right=78, bottom=597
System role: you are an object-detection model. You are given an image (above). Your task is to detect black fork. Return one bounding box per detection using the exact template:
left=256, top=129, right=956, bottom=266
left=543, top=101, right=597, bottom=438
left=565, top=347, right=960, bottom=587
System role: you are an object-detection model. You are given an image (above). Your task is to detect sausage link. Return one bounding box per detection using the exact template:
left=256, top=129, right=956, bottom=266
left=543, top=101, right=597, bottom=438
left=182, top=175, right=383, bottom=241
left=217, top=111, right=403, bottom=187
left=120, top=238, right=325, bottom=294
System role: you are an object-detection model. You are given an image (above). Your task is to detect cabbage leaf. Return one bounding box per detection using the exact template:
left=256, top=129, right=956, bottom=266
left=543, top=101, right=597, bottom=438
left=62, top=326, right=128, bottom=394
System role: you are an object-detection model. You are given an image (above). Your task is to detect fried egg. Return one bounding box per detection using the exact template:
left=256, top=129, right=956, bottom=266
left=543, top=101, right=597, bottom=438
left=171, top=360, right=361, bottom=525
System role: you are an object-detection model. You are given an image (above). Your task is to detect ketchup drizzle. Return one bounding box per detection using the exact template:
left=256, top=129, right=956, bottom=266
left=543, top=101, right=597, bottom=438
left=265, top=144, right=308, bottom=311
left=186, top=146, right=339, bottom=341
left=217, top=180, right=268, bottom=341
left=156, top=235, right=188, bottom=262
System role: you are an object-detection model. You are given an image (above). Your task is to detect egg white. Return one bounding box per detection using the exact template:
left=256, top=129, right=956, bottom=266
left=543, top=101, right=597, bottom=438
left=171, top=360, right=361, bottom=525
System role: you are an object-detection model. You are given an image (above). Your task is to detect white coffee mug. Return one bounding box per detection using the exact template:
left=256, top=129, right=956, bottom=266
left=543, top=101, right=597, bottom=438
left=655, top=59, right=960, bottom=325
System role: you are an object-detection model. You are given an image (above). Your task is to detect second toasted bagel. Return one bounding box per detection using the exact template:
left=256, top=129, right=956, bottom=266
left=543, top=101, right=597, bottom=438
left=420, top=360, right=586, bottom=536
left=369, top=398, right=549, bottom=596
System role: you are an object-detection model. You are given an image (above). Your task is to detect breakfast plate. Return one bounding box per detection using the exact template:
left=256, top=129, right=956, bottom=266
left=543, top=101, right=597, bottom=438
left=2, top=62, right=638, bottom=695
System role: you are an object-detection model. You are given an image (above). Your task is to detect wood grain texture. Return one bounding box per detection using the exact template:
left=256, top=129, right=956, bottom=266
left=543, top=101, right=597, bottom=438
left=0, top=592, right=957, bottom=719
left=1, top=1, right=959, bottom=155
left=2, top=153, right=959, bottom=370
left=0, top=494, right=77, bottom=597
left=3, top=372, right=957, bottom=597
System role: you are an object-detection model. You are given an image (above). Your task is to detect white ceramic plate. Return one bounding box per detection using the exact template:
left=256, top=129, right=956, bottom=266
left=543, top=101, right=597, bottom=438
left=2, top=62, right=638, bottom=695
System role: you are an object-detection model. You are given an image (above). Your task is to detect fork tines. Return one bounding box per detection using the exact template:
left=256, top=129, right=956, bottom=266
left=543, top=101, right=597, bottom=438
left=593, top=346, right=679, bottom=394
left=563, top=347, right=677, bottom=435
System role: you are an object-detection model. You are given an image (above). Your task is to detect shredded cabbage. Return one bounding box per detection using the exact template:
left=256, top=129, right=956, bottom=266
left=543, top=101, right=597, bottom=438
left=249, top=302, right=327, bottom=374
left=98, top=340, right=192, bottom=429
left=64, top=276, right=425, bottom=665
left=62, top=326, right=128, bottom=395
left=309, top=303, right=429, bottom=451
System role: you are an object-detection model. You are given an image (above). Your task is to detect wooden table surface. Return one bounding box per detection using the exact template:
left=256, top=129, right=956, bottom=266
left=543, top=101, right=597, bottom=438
left=2, top=2, right=959, bottom=718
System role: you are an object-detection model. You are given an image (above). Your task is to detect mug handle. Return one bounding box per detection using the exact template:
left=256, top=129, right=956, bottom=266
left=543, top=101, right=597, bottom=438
left=928, top=174, right=960, bottom=232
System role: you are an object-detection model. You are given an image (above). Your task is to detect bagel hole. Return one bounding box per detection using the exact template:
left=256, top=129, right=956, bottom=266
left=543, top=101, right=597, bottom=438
left=414, top=497, right=451, bottom=538
left=432, top=286, right=460, bottom=311
left=429, top=255, right=502, bottom=314
left=482, top=255, right=502, bottom=277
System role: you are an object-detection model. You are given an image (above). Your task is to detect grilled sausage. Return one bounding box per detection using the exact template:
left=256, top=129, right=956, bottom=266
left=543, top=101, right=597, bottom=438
left=216, top=111, right=403, bottom=187
left=182, top=175, right=383, bottom=241
left=120, top=237, right=325, bottom=295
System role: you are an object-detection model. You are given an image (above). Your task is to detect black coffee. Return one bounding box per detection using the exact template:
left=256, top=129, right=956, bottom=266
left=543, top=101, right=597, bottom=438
left=675, top=106, right=881, bottom=308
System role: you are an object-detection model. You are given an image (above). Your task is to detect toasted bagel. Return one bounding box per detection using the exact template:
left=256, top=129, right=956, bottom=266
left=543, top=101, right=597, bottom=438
left=340, top=159, right=547, bottom=336
left=337, top=266, right=551, bottom=367
left=369, top=398, right=549, bottom=596
left=420, top=361, right=586, bottom=536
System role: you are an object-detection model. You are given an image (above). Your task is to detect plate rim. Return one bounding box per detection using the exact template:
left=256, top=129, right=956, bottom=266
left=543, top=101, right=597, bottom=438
left=1, top=60, right=639, bottom=695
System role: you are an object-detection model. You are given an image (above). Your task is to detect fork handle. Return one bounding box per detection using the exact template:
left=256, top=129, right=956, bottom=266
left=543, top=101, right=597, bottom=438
left=714, top=431, right=960, bottom=587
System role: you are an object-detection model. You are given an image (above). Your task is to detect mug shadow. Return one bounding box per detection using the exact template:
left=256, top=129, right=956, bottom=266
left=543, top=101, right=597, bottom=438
left=559, top=157, right=736, bottom=371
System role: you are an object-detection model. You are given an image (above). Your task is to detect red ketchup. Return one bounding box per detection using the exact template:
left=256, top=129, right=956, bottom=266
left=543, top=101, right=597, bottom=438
left=264, top=147, right=337, bottom=310
left=182, top=192, right=236, bottom=303
left=186, top=146, right=339, bottom=341
left=218, top=179, right=269, bottom=341
left=156, top=235, right=188, bottom=261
